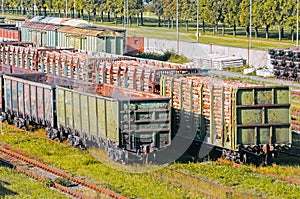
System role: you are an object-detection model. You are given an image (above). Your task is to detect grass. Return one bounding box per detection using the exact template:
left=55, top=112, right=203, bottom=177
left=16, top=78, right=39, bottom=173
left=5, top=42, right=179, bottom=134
left=0, top=167, right=68, bottom=199
left=1, top=123, right=300, bottom=198
left=0, top=124, right=205, bottom=199
left=171, top=162, right=300, bottom=199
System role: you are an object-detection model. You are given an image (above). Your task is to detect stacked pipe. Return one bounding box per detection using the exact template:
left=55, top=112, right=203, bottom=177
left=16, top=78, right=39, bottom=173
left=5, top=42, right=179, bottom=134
left=269, top=48, right=300, bottom=81
left=161, top=75, right=255, bottom=142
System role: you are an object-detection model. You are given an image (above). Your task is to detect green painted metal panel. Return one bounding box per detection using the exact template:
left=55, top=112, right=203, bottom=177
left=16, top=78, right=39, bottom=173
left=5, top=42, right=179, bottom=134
left=115, top=37, right=122, bottom=55
left=106, top=100, right=119, bottom=142
left=256, top=90, right=273, bottom=104
left=97, top=98, right=106, bottom=138
left=237, top=128, right=255, bottom=145
left=237, top=109, right=262, bottom=125
left=80, top=95, right=89, bottom=133
left=259, top=128, right=270, bottom=144
left=65, top=91, right=73, bottom=129
left=275, top=89, right=290, bottom=104
left=266, top=108, right=289, bottom=123
left=56, top=88, right=66, bottom=127
left=292, top=132, right=300, bottom=147
left=235, top=87, right=290, bottom=148
left=274, top=127, right=290, bottom=143
left=73, top=93, right=81, bottom=132
left=97, top=37, right=106, bottom=52
left=237, top=90, right=253, bottom=105
left=105, top=37, right=112, bottom=53
left=88, top=96, right=97, bottom=138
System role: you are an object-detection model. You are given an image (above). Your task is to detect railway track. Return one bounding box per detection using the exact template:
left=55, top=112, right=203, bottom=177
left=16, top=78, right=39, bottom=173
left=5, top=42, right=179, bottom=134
left=217, top=159, right=300, bottom=185
left=0, top=145, right=127, bottom=199
left=154, top=167, right=258, bottom=199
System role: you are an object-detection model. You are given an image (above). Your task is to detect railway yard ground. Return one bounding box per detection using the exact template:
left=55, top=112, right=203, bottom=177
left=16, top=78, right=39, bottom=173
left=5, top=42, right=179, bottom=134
left=0, top=123, right=299, bottom=199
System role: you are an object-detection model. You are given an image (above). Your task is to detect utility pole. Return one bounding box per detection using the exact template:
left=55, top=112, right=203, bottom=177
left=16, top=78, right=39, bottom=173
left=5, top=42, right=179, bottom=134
left=124, top=0, right=126, bottom=29
left=66, top=0, right=68, bottom=17
left=126, top=0, right=129, bottom=25
left=249, top=0, right=252, bottom=48
left=176, top=0, right=179, bottom=53
left=297, top=0, right=299, bottom=48
left=196, top=0, right=199, bottom=43
left=1, top=0, right=3, bottom=17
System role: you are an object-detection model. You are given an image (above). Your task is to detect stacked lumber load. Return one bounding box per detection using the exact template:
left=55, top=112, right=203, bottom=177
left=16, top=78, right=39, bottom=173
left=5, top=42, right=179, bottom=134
left=0, top=44, right=199, bottom=93
left=161, top=75, right=256, bottom=143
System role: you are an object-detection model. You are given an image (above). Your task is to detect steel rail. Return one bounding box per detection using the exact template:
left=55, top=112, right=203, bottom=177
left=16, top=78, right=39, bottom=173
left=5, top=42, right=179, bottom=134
left=0, top=146, right=127, bottom=199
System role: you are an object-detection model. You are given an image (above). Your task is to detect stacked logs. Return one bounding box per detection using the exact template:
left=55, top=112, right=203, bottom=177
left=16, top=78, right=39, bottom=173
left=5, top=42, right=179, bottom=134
left=0, top=44, right=199, bottom=94
left=269, top=48, right=300, bottom=81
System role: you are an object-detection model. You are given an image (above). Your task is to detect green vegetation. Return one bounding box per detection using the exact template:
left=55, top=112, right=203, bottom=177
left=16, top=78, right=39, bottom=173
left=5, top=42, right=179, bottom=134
left=2, top=0, right=299, bottom=52
left=0, top=124, right=204, bottom=199
left=1, top=124, right=300, bottom=198
left=0, top=167, right=68, bottom=199
left=125, top=50, right=191, bottom=64
left=171, top=162, right=300, bottom=199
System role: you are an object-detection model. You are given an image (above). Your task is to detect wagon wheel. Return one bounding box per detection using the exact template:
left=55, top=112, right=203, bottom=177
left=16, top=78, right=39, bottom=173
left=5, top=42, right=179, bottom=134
left=242, top=153, right=248, bottom=164
left=24, top=120, right=29, bottom=131
left=6, top=113, right=13, bottom=125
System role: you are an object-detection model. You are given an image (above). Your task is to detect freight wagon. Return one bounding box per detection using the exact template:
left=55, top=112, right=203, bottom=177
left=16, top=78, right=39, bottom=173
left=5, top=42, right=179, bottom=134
left=0, top=43, right=200, bottom=92
left=160, top=75, right=291, bottom=164
left=0, top=24, right=20, bottom=41
left=2, top=73, right=171, bottom=163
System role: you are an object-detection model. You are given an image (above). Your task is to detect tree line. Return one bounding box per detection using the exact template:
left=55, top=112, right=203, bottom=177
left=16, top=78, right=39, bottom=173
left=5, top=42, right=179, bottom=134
left=3, top=0, right=299, bottom=40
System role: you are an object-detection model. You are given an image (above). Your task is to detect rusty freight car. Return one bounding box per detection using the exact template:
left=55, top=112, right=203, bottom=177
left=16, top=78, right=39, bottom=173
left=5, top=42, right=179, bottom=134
left=2, top=73, right=171, bottom=163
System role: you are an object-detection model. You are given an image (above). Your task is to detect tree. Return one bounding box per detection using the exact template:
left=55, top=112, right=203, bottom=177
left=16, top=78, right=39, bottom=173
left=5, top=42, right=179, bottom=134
left=252, top=0, right=264, bottom=38
left=151, top=0, right=164, bottom=27
left=181, top=0, right=197, bottom=32
left=205, top=0, right=225, bottom=34
left=161, top=0, right=176, bottom=29
left=239, top=0, right=250, bottom=37
left=273, top=0, right=293, bottom=40
left=224, top=0, right=241, bottom=36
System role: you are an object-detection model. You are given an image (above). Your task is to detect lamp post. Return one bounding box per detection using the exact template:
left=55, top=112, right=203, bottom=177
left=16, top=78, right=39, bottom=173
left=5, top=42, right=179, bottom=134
left=176, top=0, right=179, bottom=53
left=66, top=0, right=68, bottom=17
left=74, top=0, right=76, bottom=18
left=297, top=0, right=299, bottom=48
left=249, top=0, right=252, bottom=48
left=1, top=0, right=3, bottom=16
left=124, top=0, right=126, bottom=29
left=196, top=0, right=199, bottom=43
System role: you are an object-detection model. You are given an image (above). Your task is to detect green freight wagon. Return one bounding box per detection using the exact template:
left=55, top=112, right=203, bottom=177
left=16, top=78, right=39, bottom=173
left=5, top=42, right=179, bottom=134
left=57, top=26, right=126, bottom=55
left=56, top=84, right=170, bottom=162
left=160, top=75, right=291, bottom=164
left=2, top=73, right=91, bottom=130
left=21, top=22, right=62, bottom=47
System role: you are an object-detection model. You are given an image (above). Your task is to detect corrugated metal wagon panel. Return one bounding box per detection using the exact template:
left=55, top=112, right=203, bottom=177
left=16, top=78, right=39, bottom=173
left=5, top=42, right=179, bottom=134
left=3, top=74, right=55, bottom=126
left=106, top=100, right=119, bottom=142
left=17, top=82, right=24, bottom=116
left=73, top=92, right=81, bottom=132
left=57, top=88, right=66, bottom=128
left=80, top=95, right=89, bottom=133
left=65, top=90, right=73, bottom=128
left=97, top=98, right=106, bottom=138
left=88, top=96, right=97, bottom=138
